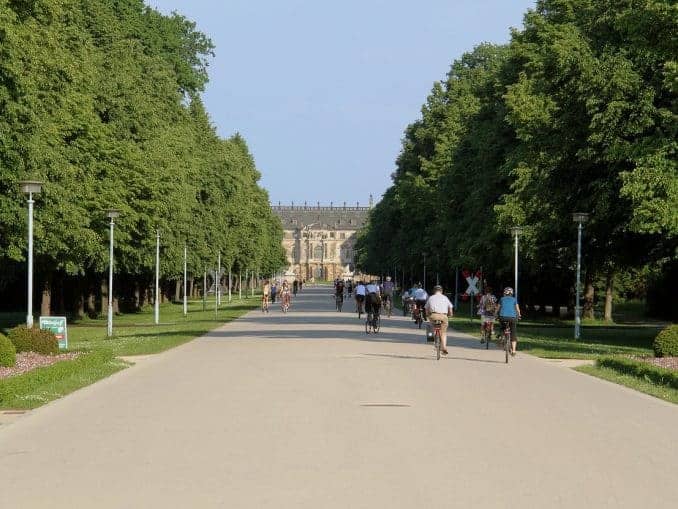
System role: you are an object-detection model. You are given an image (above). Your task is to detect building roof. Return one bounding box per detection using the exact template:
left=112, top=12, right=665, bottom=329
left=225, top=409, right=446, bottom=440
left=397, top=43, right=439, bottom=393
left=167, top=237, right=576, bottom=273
left=272, top=205, right=370, bottom=231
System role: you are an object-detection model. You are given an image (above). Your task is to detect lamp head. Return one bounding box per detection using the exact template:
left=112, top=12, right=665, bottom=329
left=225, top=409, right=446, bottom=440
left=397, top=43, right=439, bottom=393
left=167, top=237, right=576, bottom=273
left=106, top=209, right=120, bottom=220
left=572, top=212, right=589, bottom=223
left=510, top=226, right=524, bottom=236
left=18, top=180, right=43, bottom=194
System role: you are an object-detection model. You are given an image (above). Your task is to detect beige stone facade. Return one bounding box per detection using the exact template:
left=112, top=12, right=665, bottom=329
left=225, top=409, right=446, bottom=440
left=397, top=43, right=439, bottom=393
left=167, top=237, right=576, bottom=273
left=272, top=203, right=370, bottom=281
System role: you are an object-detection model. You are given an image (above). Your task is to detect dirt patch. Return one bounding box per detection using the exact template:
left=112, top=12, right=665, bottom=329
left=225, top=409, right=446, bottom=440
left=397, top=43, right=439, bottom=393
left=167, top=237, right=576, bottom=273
left=0, top=352, right=81, bottom=380
left=633, top=356, right=678, bottom=371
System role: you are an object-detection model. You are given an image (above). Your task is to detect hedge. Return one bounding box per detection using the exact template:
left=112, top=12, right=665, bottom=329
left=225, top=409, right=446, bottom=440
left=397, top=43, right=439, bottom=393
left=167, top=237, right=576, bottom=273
left=0, top=334, right=16, bottom=367
left=653, top=324, right=678, bottom=357
left=597, top=357, right=678, bottom=390
left=7, top=325, right=59, bottom=355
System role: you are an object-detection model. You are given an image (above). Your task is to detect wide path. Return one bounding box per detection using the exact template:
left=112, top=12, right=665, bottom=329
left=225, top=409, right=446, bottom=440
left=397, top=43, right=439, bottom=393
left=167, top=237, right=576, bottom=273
left=1, top=287, right=676, bottom=508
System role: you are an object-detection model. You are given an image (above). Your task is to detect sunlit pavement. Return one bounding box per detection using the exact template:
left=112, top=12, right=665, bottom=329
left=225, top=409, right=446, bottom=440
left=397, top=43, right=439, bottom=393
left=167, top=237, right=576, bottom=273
left=0, top=286, right=676, bottom=508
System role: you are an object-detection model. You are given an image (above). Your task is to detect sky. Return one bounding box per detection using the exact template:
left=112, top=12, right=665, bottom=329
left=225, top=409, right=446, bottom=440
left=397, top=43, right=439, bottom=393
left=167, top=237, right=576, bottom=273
left=149, top=0, right=536, bottom=206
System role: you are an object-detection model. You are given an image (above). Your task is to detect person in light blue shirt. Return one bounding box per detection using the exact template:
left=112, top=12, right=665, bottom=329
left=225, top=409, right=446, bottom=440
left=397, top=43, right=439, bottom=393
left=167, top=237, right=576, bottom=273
left=498, top=287, right=522, bottom=356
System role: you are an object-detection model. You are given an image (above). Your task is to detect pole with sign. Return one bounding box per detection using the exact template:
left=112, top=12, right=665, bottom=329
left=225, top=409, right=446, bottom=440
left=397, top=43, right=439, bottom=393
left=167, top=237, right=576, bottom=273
left=40, top=316, right=68, bottom=350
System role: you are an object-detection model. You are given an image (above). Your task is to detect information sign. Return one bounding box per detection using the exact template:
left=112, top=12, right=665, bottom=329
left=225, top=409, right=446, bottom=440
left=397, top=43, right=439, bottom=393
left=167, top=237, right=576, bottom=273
left=39, top=316, right=68, bottom=350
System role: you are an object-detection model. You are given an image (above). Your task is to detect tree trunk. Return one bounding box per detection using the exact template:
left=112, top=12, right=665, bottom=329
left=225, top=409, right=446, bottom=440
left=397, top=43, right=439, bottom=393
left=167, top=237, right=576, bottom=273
left=134, top=280, right=141, bottom=310
left=583, top=271, right=595, bottom=320
left=86, top=283, right=96, bottom=318
left=188, top=279, right=194, bottom=299
left=113, top=297, right=120, bottom=314
left=41, top=275, right=52, bottom=317
left=174, top=279, right=181, bottom=302
left=604, top=270, right=614, bottom=322
left=100, top=277, right=108, bottom=316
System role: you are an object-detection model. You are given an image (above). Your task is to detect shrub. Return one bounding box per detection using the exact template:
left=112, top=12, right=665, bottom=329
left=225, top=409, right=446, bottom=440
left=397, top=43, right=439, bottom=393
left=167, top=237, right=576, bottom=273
left=7, top=325, right=59, bottom=355
left=0, top=334, right=16, bottom=367
left=653, top=324, right=678, bottom=357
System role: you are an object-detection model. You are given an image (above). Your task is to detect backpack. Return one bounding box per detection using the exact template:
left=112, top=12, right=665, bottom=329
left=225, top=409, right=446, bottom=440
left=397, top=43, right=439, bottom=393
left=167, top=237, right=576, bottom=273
left=483, top=295, right=497, bottom=315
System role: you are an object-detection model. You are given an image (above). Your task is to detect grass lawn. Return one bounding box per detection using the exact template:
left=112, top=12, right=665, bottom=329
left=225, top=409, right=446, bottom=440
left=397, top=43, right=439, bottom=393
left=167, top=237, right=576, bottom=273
left=576, top=364, right=678, bottom=405
left=0, top=296, right=258, bottom=410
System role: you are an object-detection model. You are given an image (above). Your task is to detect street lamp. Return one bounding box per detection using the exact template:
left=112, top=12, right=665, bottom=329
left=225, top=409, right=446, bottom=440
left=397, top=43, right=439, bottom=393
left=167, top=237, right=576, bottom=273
left=183, top=244, right=188, bottom=317
left=572, top=213, right=589, bottom=339
left=422, top=252, right=427, bottom=290
left=510, top=227, right=523, bottom=300
left=18, top=180, right=43, bottom=328
left=154, top=229, right=160, bottom=325
left=106, top=209, right=120, bottom=337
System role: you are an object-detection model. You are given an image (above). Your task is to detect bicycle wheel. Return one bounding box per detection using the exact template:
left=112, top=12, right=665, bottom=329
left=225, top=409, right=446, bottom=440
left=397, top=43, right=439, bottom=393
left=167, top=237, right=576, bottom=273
left=338, top=299, right=343, bottom=312
left=435, top=330, right=441, bottom=360
left=484, top=328, right=490, bottom=350
left=373, top=315, right=380, bottom=333
left=365, top=315, right=370, bottom=334
left=505, top=331, right=510, bottom=363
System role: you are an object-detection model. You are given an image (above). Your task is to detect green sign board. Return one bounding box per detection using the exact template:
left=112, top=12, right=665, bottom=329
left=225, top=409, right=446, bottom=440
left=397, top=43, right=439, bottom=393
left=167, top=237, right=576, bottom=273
left=39, top=316, right=68, bottom=350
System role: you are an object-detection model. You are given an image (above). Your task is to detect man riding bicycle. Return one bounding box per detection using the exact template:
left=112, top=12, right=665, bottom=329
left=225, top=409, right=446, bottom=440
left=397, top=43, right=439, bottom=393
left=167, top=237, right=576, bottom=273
left=355, top=281, right=366, bottom=313
left=412, top=284, right=429, bottom=322
left=381, top=276, right=394, bottom=310
left=335, top=279, right=345, bottom=303
left=365, top=280, right=381, bottom=319
left=425, top=285, right=454, bottom=355
left=261, top=279, right=271, bottom=313
left=498, top=287, right=522, bottom=356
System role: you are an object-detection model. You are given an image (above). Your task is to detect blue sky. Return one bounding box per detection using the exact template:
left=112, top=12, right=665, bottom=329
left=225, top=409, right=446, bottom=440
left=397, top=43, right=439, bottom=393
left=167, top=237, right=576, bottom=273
left=149, top=0, right=536, bottom=206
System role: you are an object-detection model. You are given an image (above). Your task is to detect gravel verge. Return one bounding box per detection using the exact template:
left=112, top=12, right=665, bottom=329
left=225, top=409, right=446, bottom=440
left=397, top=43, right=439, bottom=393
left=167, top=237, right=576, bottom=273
left=0, top=352, right=81, bottom=379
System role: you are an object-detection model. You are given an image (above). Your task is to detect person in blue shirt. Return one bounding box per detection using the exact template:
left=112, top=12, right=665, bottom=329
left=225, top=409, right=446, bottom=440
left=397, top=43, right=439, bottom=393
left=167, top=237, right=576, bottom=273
left=498, top=287, right=522, bottom=356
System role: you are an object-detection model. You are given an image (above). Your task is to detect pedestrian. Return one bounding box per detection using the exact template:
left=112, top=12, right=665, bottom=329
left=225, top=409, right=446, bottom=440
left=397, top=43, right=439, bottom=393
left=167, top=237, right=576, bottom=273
left=270, top=281, right=277, bottom=303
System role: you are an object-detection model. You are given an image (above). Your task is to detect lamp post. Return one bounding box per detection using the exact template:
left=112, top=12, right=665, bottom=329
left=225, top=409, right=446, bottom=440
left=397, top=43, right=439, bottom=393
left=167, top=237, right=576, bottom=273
left=18, top=180, right=43, bottom=328
left=183, top=244, right=188, bottom=317
left=510, top=227, right=523, bottom=300
left=572, top=213, right=589, bottom=340
left=106, top=209, right=120, bottom=337
left=154, top=229, right=160, bottom=325
left=217, top=253, right=221, bottom=306
left=422, top=252, right=427, bottom=291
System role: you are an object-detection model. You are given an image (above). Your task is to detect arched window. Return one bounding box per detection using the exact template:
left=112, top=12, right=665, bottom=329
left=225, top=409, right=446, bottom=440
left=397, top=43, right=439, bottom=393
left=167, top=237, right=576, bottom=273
left=314, top=245, right=323, bottom=259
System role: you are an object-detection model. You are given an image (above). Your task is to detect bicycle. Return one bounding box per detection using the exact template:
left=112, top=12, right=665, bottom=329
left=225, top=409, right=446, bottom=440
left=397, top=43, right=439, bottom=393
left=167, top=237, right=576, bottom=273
left=412, top=305, right=423, bottom=329
left=365, top=310, right=380, bottom=334
left=498, top=319, right=512, bottom=363
left=432, top=319, right=443, bottom=360
left=335, top=293, right=343, bottom=312
left=480, top=322, right=492, bottom=350
left=261, top=295, right=269, bottom=313
left=356, top=299, right=364, bottom=319
left=383, top=296, right=392, bottom=318
left=281, top=293, right=291, bottom=313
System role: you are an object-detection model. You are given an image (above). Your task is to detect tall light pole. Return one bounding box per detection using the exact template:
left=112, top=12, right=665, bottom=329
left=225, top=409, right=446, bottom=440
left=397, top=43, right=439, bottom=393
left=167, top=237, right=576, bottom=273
left=510, top=227, right=523, bottom=300
left=422, top=252, right=427, bottom=290
left=217, top=253, right=221, bottom=306
left=154, top=229, right=160, bottom=325
left=106, top=209, right=120, bottom=337
left=18, top=180, right=43, bottom=328
left=183, top=243, right=188, bottom=317
left=572, top=213, right=589, bottom=340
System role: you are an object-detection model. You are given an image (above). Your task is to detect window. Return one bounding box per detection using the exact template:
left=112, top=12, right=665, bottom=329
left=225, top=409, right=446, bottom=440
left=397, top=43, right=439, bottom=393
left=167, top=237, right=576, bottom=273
left=330, top=232, right=335, bottom=239
left=340, top=233, right=346, bottom=239
left=314, top=245, right=323, bottom=259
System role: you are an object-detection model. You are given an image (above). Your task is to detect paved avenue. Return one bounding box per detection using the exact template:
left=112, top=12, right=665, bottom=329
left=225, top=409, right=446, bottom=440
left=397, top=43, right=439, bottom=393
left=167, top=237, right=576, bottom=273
left=1, top=287, right=676, bottom=508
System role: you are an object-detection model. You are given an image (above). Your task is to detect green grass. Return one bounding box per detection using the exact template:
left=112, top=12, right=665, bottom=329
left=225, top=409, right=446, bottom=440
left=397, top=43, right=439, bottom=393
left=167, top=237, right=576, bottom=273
left=0, top=296, right=258, bottom=410
left=576, top=359, right=678, bottom=405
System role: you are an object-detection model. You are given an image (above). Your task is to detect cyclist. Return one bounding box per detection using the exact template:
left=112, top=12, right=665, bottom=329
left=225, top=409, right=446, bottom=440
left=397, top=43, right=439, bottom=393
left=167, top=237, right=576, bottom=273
left=365, top=280, right=382, bottom=319
left=292, top=279, right=299, bottom=296
left=413, top=284, right=429, bottom=322
left=355, top=280, right=366, bottom=314
left=498, top=287, right=522, bottom=356
left=401, top=288, right=413, bottom=316
left=261, top=279, right=271, bottom=313
left=334, top=279, right=345, bottom=307
left=346, top=280, right=353, bottom=297
left=479, top=286, right=498, bottom=342
left=425, top=285, right=454, bottom=355
left=381, top=276, right=394, bottom=312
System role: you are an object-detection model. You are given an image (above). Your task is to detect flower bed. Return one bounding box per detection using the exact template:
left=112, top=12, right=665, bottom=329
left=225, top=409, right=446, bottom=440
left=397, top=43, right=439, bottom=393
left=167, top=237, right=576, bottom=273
left=0, top=352, right=81, bottom=380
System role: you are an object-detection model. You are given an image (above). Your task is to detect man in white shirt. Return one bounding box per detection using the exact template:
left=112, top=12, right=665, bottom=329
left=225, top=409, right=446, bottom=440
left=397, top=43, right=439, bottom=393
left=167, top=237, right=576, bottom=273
left=365, top=281, right=381, bottom=316
left=425, top=285, right=454, bottom=355
left=355, top=281, right=367, bottom=314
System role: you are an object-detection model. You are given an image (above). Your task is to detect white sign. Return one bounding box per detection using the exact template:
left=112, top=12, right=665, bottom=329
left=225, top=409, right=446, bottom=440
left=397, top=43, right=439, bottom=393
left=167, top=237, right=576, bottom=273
left=465, top=275, right=480, bottom=296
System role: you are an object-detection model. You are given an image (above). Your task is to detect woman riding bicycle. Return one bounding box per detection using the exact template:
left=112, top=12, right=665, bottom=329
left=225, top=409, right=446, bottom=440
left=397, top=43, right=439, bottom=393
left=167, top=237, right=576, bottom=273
left=281, top=280, right=292, bottom=311
left=498, top=287, right=522, bottom=356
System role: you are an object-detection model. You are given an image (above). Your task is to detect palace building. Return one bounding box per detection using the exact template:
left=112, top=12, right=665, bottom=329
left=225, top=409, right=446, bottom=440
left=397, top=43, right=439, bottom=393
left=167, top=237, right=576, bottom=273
left=272, top=199, right=372, bottom=281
